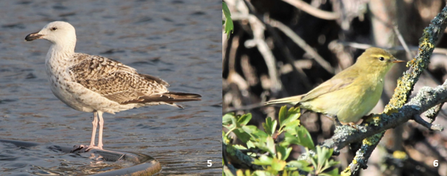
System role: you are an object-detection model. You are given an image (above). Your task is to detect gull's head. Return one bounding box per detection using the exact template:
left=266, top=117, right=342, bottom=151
left=25, top=21, right=76, bottom=46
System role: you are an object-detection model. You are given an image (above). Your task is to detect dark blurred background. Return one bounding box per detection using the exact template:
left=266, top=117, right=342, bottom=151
left=223, top=0, right=447, bottom=175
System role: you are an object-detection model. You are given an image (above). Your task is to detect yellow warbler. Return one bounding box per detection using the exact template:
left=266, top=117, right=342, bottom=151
left=265, top=47, right=405, bottom=124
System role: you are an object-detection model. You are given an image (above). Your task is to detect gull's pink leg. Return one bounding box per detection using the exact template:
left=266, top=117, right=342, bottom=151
left=89, top=112, right=98, bottom=148
left=72, top=112, right=99, bottom=152
left=97, top=111, right=104, bottom=150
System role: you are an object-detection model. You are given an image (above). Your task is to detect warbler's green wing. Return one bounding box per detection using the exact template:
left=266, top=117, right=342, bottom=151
left=300, top=67, right=358, bottom=102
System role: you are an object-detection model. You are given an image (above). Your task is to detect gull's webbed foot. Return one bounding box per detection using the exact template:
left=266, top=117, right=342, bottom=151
left=71, top=144, right=103, bottom=153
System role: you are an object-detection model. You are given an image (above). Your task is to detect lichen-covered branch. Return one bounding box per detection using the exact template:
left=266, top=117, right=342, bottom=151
left=339, top=5, right=447, bottom=175
left=321, top=80, right=447, bottom=150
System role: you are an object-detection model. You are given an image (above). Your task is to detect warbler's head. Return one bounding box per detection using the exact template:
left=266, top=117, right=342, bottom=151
left=355, top=47, right=405, bottom=75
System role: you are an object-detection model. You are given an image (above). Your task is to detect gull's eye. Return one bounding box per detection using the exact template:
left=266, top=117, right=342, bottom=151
left=50, top=27, right=57, bottom=31
left=379, top=57, right=385, bottom=61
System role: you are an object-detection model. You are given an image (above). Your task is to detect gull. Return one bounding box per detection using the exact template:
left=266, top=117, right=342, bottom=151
left=25, top=21, right=201, bottom=151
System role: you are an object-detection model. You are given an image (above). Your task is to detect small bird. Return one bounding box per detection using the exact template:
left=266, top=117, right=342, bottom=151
left=265, top=47, right=404, bottom=125
left=25, top=21, right=201, bottom=151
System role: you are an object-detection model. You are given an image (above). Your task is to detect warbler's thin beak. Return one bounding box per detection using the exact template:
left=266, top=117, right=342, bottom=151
left=25, top=32, right=43, bottom=41
left=392, top=59, right=406, bottom=63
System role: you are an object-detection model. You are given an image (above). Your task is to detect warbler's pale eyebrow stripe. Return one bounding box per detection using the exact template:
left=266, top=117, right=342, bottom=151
left=370, top=54, right=389, bottom=58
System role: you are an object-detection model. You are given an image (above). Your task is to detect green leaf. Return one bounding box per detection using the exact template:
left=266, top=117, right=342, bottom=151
left=233, top=128, right=251, bottom=143
left=317, top=146, right=330, bottom=166
left=278, top=107, right=301, bottom=135
left=242, top=125, right=268, bottom=140
left=222, top=113, right=237, bottom=131
left=283, top=132, right=300, bottom=146
left=288, top=171, right=301, bottom=176
left=222, top=131, right=231, bottom=144
left=316, top=146, right=326, bottom=171
left=222, top=2, right=234, bottom=37
left=296, top=126, right=315, bottom=150
left=311, top=146, right=339, bottom=175
left=281, top=133, right=300, bottom=146
left=233, top=144, right=248, bottom=150
left=277, top=145, right=292, bottom=160
left=320, top=168, right=339, bottom=176
left=287, top=160, right=313, bottom=172
left=266, top=136, right=276, bottom=155
left=263, top=117, right=277, bottom=136
left=281, top=107, right=300, bottom=126
left=222, top=113, right=234, bottom=125
left=253, top=170, right=272, bottom=176
left=241, top=125, right=258, bottom=134
left=328, top=159, right=340, bottom=167
left=247, top=140, right=255, bottom=149
left=278, top=106, right=288, bottom=125
left=237, top=113, right=252, bottom=126
left=282, top=120, right=300, bottom=133
left=271, top=158, right=287, bottom=171
left=253, top=155, right=273, bottom=165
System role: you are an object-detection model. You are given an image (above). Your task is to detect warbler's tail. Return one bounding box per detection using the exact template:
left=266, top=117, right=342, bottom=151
left=264, top=95, right=303, bottom=106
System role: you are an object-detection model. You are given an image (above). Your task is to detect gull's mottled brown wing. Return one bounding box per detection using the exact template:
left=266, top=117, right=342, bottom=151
left=69, top=53, right=169, bottom=104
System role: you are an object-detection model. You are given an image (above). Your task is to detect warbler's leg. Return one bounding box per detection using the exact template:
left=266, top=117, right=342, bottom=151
left=364, top=113, right=375, bottom=118
left=323, top=114, right=336, bottom=122
left=334, top=116, right=343, bottom=126
left=338, top=121, right=359, bottom=129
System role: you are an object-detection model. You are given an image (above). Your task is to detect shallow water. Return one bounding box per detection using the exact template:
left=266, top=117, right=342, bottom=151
left=0, top=0, right=221, bottom=175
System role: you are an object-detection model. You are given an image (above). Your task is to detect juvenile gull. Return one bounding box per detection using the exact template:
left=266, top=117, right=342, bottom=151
left=25, top=21, right=201, bottom=151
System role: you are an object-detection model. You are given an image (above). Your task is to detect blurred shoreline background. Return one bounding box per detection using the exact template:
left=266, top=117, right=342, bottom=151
left=0, top=0, right=222, bottom=175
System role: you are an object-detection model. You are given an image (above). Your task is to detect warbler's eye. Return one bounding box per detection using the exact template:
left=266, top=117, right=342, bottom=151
left=50, top=27, right=57, bottom=31
left=379, top=57, right=385, bottom=61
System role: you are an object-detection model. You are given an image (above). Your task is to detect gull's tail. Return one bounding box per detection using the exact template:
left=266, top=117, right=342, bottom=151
left=123, top=92, right=201, bottom=109
left=161, top=92, right=202, bottom=102
left=160, top=92, right=201, bottom=109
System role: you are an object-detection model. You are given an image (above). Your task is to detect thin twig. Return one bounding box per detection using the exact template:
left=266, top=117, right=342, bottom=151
left=425, top=102, right=445, bottom=123
left=413, top=114, right=444, bottom=131
left=267, top=18, right=334, bottom=74
left=227, top=5, right=283, bottom=93
left=223, top=102, right=265, bottom=114
left=242, top=1, right=283, bottom=93
left=339, top=41, right=447, bottom=54
left=282, top=0, right=339, bottom=20
left=393, top=24, right=414, bottom=59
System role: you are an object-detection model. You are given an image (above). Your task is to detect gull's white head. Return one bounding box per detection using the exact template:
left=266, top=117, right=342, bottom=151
left=25, top=21, right=77, bottom=49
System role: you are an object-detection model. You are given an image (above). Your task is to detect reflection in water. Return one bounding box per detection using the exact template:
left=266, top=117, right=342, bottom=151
left=0, top=0, right=221, bottom=175
left=0, top=140, right=160, bottom=175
